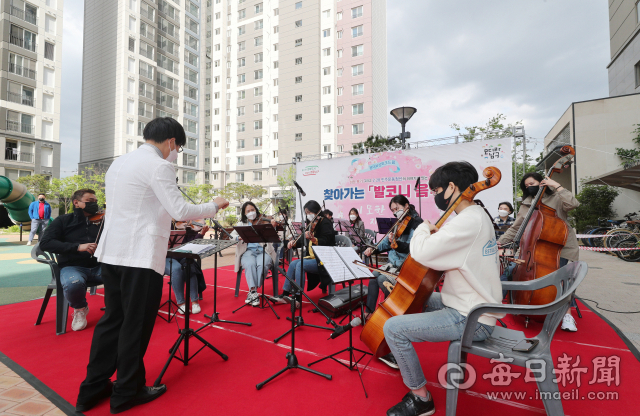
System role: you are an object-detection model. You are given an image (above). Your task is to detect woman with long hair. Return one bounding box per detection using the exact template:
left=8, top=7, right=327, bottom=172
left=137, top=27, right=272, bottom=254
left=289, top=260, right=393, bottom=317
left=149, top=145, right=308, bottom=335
left=498, top=172, right=580, bottom=331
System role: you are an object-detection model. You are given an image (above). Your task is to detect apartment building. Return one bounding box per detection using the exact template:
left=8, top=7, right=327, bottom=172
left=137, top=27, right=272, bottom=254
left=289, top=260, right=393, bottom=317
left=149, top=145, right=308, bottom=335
left=79, top=0, right=205, bottom=185
left=206, top=0, right=387, bottom=201
left=608, top=0, right=640, bottom=96
left=0, top=0, right=62, bottom=182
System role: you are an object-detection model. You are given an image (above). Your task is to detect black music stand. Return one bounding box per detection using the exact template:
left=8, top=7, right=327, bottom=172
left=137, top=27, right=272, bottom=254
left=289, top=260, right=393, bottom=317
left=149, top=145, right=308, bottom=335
left=231, top=224, right=281, bottom=319
left=155, top=240, right=234, bottom=386
left=158, top=230, right=186, bottom=323
left=375, top=217, right=396, bottom=235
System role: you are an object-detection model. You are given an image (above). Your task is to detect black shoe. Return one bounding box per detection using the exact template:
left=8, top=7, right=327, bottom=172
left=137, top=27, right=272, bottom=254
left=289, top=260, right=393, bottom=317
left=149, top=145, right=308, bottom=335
left=110, top=385, right=167, bottom=414
left=387, top=392, right=435, bottom=416
left=76, top=380, right=113, bottom=412
left=379, top=353, right=399, bottom=369
left=268, top=295, right=288, bottom=304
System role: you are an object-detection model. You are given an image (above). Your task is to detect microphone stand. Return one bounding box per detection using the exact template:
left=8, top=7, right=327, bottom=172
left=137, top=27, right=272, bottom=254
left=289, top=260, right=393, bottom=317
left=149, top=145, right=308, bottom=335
left=415, top=177, right=422, bottom=218
left=176, top=182, right=251, bottom=328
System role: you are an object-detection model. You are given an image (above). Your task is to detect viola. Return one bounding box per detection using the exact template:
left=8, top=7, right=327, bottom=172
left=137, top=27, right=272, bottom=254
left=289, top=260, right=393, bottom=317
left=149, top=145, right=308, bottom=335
left=359, top=166, right=502, bottom=357
left=388, top=213, right=412, bottom=250
left=89, top=211, right=105, bottom=225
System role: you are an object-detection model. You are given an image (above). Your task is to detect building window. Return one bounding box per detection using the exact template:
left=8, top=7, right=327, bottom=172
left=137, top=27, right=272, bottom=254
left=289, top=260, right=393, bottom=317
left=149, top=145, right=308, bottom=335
left=129, top=37, right=135, bottom=52
left=296, top=57, right=303, bottom=65
left=295, top=114, right=302, bottom=121
left=323, top=29, right=331, bottom=37
left=274, top=61, right=279, bottom=68
left=337, top=126, right=344, bottom=134
left=323, top=9, right=331, bottom=18
left=255, top=52, right=263, bottom=62
left=254, top=154, right=262, bottom=163
left=295, top=95, right=302, bottom=102
left=273, top=114, right=278, bottom=121
left=274, top=96, right=279, bottom=104
left=238, top=41, right=246, bottom=52
left=323, top=145, right=331, bottom=153
left=352, top=25, right=363, bottom=38
left=237, top=139, right=245, bottom=149
left=295, top=38, right=302, bottom=47
left=337, top=106, right=343, bottom=115
left=236, top=173, right=245, bottom=182
left=322, top=86, right=331, bottom=94
left=337, top=30, right=343, bottom=39
left=237, top=106, right=245, bottom=116
left=238, top=90, right=246, bottom=100
left=254, top=103, right=263, bottom=113
left=255, top=19, right=263, bottom=30
left=254, top=137, right=262, bottom=146
left=337, top=12, right=342, bottom=20
left=254, top=69, right=263, bottom=80
left=274, top=132, right=278, bottom=140
left=238, top=123, right=245, bottom=132
left=337, top=87, right=343, bottom=96
left=352, top=83, right=364, bottom=95
left=352, top=103, right=364, bottom=115
left=351, top=45, right=364, bottom=57
left=238, top=58, right=245, bottom=67
left=254, top=171, right=262, bottom=180
left=254, top=120, right=263, bottom=130
left=323, top=125, right=331, bottom=133
left=337, top=68, right=343, bottom=77
left=322, top=47, right=331, bottom=56
left=254, top=36, right=263, bottom=46
left=273, top=43, right=278, bottom=51
left=274, top=8, right=279, bottom=15
left=272, top=167, right=278, bottom=176
left=295, top=20, right=302, bottom=27
left=323, top=105, right=331, bottom=114
left=636, top=60, right=640, bottom=88
left=239, top=9, right=246, bottom=18
left=352, top=123, right=364, bottom=135
left=295, top=1, right=302, bottom=9
left=295, top=76, right=302, bottom=83
left=295, top=133, right=302, bottom=141
left=295, top=152, right=302, bottom=160
left=44, top=42, right=55, bottom=60
left=255, top=3, right=263, bottom=14
left=323, top=67, right=331, bottom=75
left=254, top=86, right=263, bottom=96
left=352, top=64, right=364, bottom=76
left=238, top=156, right=245, bottom=165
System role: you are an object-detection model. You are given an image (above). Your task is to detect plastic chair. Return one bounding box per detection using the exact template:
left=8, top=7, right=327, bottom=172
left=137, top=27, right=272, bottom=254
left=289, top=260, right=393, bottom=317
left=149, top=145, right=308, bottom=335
left=445, top=261, right=588, bottom=416
left=234, top=245, right=280, bottom=297
left=32, top=243, right=99, bottom=335
left=364, top=228, right=376, bottom=244
left=335, top=234, right=353, bottom=248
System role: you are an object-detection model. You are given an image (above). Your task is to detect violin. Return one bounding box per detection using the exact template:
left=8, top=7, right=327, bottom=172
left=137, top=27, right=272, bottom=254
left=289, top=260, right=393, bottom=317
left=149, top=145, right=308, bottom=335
left=359, top=166, right=502, bottom=357
left=388, top=212, right=412, bottom=250
left=175, top=219, right=206, bottom=232
left=89, top=211, right=105, bottom=225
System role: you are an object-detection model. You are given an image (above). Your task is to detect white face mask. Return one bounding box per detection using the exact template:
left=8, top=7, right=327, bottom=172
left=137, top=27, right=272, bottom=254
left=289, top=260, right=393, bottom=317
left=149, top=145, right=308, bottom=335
left=307, top=213, right=315, bottom=222
left=498, top=209, right=509, bottom=217
left=394, top=209, right=404, bottom=219
left=246, top=211, right=257, bottom=220
left=349, top=215, right=357, bottom=221
left=166, top=140, right=178, bottom=163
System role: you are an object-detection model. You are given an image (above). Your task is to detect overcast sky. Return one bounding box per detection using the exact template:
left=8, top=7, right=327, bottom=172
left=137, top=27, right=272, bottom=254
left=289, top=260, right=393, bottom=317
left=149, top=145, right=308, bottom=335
left=58, top=0, right=610, bottom=176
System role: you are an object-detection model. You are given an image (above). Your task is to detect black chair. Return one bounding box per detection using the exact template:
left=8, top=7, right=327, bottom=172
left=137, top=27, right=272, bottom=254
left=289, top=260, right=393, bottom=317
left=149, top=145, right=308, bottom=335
left=32, top=243, right=99, bottom=335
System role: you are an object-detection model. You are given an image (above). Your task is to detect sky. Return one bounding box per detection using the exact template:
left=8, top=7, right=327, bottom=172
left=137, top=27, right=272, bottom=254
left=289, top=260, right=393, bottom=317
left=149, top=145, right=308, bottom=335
left=58, top=0, right=611, bottom=176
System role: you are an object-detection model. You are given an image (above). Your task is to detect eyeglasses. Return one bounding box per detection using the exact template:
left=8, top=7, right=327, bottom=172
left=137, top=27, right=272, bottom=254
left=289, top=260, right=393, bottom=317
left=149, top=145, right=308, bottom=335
left=177, top=146, right=184, bottom=153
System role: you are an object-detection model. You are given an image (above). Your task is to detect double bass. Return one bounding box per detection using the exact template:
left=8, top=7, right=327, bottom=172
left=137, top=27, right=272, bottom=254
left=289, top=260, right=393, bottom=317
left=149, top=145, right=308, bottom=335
left=359, top=167, right=502, bottom=357
left=506, top=146, right=576, bottom=324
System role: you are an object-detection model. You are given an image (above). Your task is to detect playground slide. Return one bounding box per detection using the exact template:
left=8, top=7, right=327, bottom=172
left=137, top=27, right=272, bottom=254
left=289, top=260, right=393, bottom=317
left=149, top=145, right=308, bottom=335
left=0, top=175, right=35, bottom=225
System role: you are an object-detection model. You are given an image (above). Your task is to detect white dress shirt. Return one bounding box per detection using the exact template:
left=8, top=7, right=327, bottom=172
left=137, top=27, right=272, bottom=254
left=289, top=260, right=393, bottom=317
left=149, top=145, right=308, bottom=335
left=95, top=144, right=219, bottom=275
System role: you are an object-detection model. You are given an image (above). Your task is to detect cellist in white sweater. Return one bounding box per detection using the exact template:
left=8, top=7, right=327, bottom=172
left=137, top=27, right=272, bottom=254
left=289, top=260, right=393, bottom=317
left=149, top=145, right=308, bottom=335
left=384, top=161, right=504, bottom=416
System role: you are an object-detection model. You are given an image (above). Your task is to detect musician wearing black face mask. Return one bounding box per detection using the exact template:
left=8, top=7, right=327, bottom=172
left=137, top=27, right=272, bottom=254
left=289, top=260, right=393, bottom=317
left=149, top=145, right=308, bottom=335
left=40, top=189, right=104, bottom=332
left=498, top=172, right=581, bottom=332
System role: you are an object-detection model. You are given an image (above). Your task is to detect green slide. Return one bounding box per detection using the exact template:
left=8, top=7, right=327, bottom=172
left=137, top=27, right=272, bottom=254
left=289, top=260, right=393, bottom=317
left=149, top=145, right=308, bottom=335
left=0, top=175, right=35, bottom=224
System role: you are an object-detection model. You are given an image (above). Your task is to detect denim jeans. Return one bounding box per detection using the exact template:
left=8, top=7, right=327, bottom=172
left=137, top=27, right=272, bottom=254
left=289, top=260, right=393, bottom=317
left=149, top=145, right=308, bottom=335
left=383, top=293, right=494, bottom=390
left=59, top=265, right=103, bottom=309
left=366, top=271, right=392, bottom=312
left=283, top=258, right=319, bottom=293
left=165, top=258, right=198, bottom=304
left=500, top=257, right=575, bottom=306
left=241, top=246, right=274, bottom=289
left=29, top=219, right=48, bottom=242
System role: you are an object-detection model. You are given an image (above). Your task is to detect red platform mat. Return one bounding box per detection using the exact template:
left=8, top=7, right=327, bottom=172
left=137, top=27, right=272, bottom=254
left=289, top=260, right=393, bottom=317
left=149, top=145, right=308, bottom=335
left=0, top=266, right=638, bottom=416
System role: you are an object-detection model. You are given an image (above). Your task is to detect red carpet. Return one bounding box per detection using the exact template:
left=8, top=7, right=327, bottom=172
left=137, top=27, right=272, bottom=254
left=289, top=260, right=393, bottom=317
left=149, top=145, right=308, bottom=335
left=0, top=266, right=638, bottom=416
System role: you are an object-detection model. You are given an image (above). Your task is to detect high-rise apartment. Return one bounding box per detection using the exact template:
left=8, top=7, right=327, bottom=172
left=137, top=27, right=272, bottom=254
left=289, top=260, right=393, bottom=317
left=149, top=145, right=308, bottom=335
left=608, top=0, right=640, bottom=96
left=206, top=0, right=387, bottom=201
left=79, top=0, right=205, bottom=186
left=0, top=0, right=63, bottom=182
left=80, top=0, right=387, bottom=200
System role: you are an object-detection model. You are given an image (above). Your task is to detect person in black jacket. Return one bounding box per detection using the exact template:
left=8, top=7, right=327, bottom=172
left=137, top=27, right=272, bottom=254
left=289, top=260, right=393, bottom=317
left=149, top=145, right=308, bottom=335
left=271, top=200, right=335, bottom=306
left=39, top=189, right=103, bottom=332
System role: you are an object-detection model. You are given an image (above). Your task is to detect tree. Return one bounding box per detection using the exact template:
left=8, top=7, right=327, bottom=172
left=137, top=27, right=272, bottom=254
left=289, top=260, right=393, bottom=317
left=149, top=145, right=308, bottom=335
left=16, top=174, right=51, bottom=196
left=568, top=181, right=620, bottom=233
left=351, top=135, right=402, bottom=155
left=182, top=184, right=217, bottom=204
left=220, top=182, right=267, bottom=204
left=276, top=166, right=297, bottom=214
left=48, top=174, right=106, bottom=214
left=614, top=124, right=640, bottom=168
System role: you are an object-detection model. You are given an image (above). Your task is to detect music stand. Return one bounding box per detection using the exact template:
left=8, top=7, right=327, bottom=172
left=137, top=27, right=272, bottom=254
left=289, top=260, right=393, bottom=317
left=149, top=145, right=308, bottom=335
left=375, top=217, right=396, bottom=235
left=155, top=239, right=235, bottom=386
left=231, top=224, right=281, bottom=319
left=158, top=230, right=186, bottom=323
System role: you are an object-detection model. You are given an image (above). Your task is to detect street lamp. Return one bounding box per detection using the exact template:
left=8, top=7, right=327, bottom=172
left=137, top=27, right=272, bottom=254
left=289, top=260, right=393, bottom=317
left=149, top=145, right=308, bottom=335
left=390, top=106, right=417, bottom=147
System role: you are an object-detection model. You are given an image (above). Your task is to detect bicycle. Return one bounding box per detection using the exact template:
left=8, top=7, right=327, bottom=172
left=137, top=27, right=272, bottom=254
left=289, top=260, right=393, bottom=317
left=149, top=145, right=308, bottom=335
left=602, top=213, right=639, bottom=250
left=613, top=233, right=640, bottom=262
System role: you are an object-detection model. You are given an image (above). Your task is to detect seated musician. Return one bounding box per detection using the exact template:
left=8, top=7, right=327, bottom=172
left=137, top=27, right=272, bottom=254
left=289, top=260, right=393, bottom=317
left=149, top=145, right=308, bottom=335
left=384, top=161, right=503, bottom=416
left=349, top=208, right=366, bottom=238
left=231, top=202, right=278, bottom=306
left=363, top=195, right=423, bottom=369
left=271, top=200, right=336, bottom=307
left=39, top=189, right=103, bottom=332
left=498, top=172, right=580, bottom=332
left=493, top=201, right=515, bottom=238
left=323, top=209, right=334, bottom=221
left=165, top=221, right=210, bottom=314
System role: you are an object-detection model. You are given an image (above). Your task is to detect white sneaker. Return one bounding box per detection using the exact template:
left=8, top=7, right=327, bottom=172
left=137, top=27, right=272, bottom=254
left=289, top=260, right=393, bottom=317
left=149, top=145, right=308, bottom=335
left=191, top=302, right=201, bottom=314
left=177, top=304, right=186, bottom=315
left=26, top=241, right=32, bottom=246
left=71, top=306, right=89, bottom=331
left=245, top=291, right=255, bottom=304
left=251, top=294, right=261, bottom=307
left=561, top=314, right=577, bottom=332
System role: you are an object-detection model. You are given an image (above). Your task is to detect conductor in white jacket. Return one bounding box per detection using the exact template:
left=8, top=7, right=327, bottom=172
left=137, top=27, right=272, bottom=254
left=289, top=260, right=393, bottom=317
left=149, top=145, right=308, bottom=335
left=76, top=118, right=229, bottom=414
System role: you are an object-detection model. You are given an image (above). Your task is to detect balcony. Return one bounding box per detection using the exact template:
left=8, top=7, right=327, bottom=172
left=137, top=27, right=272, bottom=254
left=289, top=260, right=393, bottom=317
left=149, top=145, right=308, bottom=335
left=5, top=147, right=34, bottom=163
left=7, top=91, right=35, bottom=107
left=8, top=63, right=36, bottom=80
left=10, top=35, right=36, bottom=52
left=6, top=121, right=35, bottom=135
left=139, top=109, right=153, bottom=119
left=10, top=6, right=38, bottom=25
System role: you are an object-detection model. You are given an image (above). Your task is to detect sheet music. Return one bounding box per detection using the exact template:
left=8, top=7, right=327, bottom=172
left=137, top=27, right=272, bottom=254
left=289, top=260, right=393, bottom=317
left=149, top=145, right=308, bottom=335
left=311, top=246, right=373, bottom=283
left=174, top=243, right=215, bottom=254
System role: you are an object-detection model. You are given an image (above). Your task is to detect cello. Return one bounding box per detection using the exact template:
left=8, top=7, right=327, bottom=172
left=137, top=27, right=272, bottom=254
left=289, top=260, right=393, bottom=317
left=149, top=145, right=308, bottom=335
left=359, top=166, right=502, bottom=357
left=506, top=146, right=575, bottom=325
